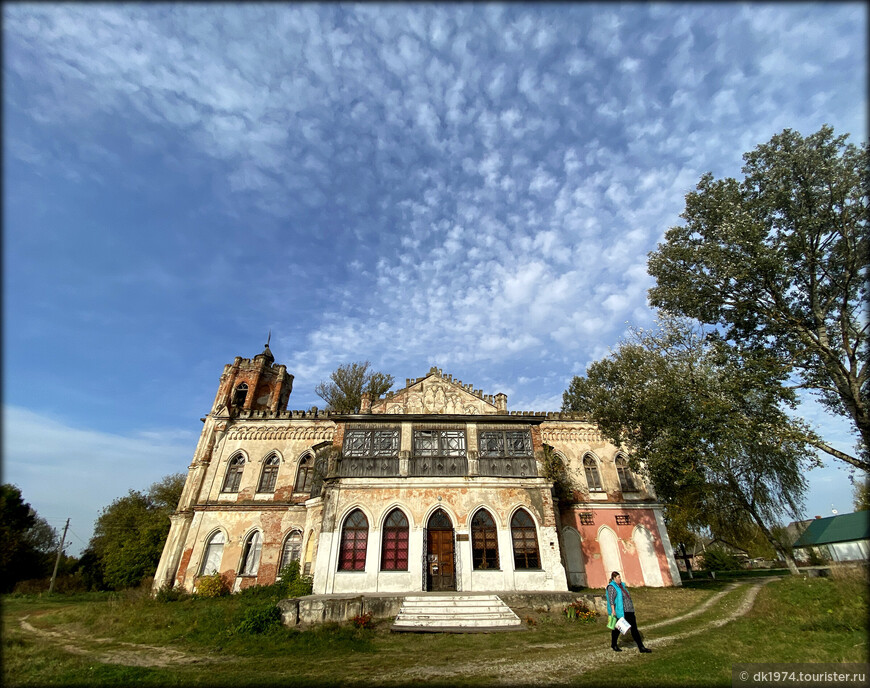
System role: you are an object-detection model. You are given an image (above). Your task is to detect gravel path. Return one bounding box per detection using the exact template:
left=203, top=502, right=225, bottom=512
left=394, top=579, right=776, bottom=685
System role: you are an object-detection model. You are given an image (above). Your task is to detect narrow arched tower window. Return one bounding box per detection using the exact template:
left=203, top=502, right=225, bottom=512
left=232, top=382, right=248, bottom=407
left=616, top=456, right=637, bottom=492
left=240, top=531, right=262, bottom=575
left=583, top=455, right=603, bottom=492
left=222, top=454, right=245, bottom=493
left=294, top=454, right=314, bottom=493
left=258, top=454, right=280, bottom=493
left=200, top=530, right=226, bottom=575
left=280, top=531, right=303, bottom=570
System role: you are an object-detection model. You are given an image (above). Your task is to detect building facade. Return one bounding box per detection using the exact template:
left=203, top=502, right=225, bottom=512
left=153, top=345, right=681, bottom=596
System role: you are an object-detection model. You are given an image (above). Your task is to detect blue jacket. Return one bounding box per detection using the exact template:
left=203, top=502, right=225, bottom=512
left=606, top=580, right=625, bottom=618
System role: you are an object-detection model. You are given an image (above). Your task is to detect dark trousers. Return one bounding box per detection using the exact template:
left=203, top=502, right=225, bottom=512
left=611, top=611, right=645, bottom=649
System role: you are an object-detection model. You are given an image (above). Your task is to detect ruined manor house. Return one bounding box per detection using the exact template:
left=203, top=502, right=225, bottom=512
left=154, top=344, right=680, bottom=595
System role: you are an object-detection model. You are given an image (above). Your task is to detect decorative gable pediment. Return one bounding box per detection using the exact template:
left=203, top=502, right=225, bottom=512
left=369, top=368, right=504, bottom=415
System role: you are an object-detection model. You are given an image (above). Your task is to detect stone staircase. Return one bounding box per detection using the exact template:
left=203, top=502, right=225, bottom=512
left=391, top=594, right=523, bottom=633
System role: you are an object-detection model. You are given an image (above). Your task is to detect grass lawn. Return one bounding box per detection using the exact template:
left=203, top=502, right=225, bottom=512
left=3, top=573, right=867, bottom=687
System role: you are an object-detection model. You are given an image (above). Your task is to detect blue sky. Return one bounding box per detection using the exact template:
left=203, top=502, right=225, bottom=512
left=3, top=3, right=866, bottom=555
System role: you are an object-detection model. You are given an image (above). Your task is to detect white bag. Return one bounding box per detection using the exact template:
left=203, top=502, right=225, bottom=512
left=615, top=617, right=631, bottom=635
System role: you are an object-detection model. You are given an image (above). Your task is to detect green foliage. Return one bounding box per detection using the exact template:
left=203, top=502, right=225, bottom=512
left=233, top=561, right=312, bottom=602
left=562, top=315, right=812, bottom=573
left=86, top=473, right=185, bottom=590
left=0, top=484, right=59, bottom=593
left=154, top=583, right=191, bottom=602
left=647, top=125, right=869, bottom=469
left=539, top=446, right=576, bottom=503
left=853, top=474, right=870, bottom=511
left=700, top=548, right=743, bottom=571
left=228, top=603, right=283, bottom=635
left=195, top=573, right=229, bottom=598
left=314, top=361, right=394, bottom=413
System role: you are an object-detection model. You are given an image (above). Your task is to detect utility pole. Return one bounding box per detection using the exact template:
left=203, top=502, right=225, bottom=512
left=49, top=518, right=70, bottom=594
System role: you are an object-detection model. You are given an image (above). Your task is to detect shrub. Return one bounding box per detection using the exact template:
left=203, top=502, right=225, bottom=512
left=563, top=600, right=597, bottom=622
left=196, top=573, right=230, bottom=598
left=277, top=561, right=313, bottom=598
left=700, top=548, right=743, bottom=571
left=155, top=583, right=191, bottom=602
left=351, top=612, right=373, bottom=629
left=229, top=603, right=283, bottom=635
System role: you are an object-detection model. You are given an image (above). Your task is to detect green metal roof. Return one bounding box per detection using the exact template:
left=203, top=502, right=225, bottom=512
left=793, top=511, right=870, bottom=548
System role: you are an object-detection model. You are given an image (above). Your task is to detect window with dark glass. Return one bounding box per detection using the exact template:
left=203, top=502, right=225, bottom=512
left=232, top=382, right=248, bottom=407
left=339, top=509, right=368, bottom=571
left=471, top=510, right=499, bottom=570
left=240, top=531, right=262, bottom=575
left=280, top=531, right=302, bottom=570
left=257, top=454, right=280, bottom=492
left=413, top=429, right=466, bottom=457
left=511, top=509, right=540, bottom=569
left=583, top=455, right=603, bottom=491
left=222, top=454, right=245, bottom=493
left=343, top=429, right=400, bottom=457
left=381, top=509, right=409, bottom=571
left=478, top=430, right=532, bottom=457
left=615, top=456, right=637, bottom=492
left=294, top=455, right=314, bottom=493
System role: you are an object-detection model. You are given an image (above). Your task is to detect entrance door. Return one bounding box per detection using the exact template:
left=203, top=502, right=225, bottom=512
left=426, top=509, right=455, bottom=591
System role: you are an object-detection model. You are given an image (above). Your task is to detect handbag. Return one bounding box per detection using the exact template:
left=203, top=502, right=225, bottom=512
left=615, top=617, right=632, bottom=635
left=606, top=614, right=617, bottom=630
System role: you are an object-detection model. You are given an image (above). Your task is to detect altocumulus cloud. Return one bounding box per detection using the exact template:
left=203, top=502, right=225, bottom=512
left=3, top=406, right=196, bottom=554
left=3, top=3, right=865, bottom=528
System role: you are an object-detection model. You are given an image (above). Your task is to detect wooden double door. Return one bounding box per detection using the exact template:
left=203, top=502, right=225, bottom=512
left=426, top=509, right=455, bottom=591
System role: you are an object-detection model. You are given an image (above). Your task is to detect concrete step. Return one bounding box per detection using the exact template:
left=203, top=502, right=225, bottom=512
left=392, top=594, right=522, bottom=633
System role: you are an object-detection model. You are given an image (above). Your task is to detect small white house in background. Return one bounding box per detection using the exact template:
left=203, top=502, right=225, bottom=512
left=792, top=511, right=870, bottom=562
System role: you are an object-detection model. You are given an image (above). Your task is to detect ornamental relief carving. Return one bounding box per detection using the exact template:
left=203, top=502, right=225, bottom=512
left=376, top=378, right=493, bottom=415
left=541, top=427, right=603, bottom=443
left=225, top=426, right=335, bottom=441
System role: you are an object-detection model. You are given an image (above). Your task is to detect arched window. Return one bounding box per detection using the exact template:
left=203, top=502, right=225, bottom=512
left=583, top=455, right=603, bottom=492
left=381, top=508, right=409, bottom=571
left=615, top=456, right=637, bottom=492
left=200, top=530, right=226, bottom=575
left=338, top=509, right=368, bottom=571
left=471, top=509, right=499, bottom=570
left=294, top=454, right=314, bottom=493
left=280, top=530, right=303, bottom=571
left=511, top=509, right=540, bottom=570
left=232, top=382, right=248, bottom=407
left=222, top=454, right=246, bottom=493
left=240, top=531, right=263, bottom=575
left=258, top=454, right=280, bottom=493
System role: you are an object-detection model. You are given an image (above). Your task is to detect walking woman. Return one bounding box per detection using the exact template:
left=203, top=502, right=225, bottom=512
left=606, top=571, right=652, bottom=653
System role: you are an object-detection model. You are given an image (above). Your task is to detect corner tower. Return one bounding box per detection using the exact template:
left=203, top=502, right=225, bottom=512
left=210, top=338, right=294, bottom=415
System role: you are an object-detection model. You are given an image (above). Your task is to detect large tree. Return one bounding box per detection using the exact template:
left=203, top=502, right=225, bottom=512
left=648, top=126, right=868, bottom=470
left=315, top=361, right=394, bottom=413
left=86, top=473, right=185, bottom=590
left=562, top=316, right=815, bottom=574
left=0, top=484, right=59, bottom=592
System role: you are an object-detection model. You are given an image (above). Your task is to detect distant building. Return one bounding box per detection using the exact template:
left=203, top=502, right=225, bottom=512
left=153, top=345, right=681, bottom=595
left=792, top=512, right=870, bottom=562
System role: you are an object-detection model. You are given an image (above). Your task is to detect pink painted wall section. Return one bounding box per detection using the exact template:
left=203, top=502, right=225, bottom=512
left=564, top=506, right=675, bottom=589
